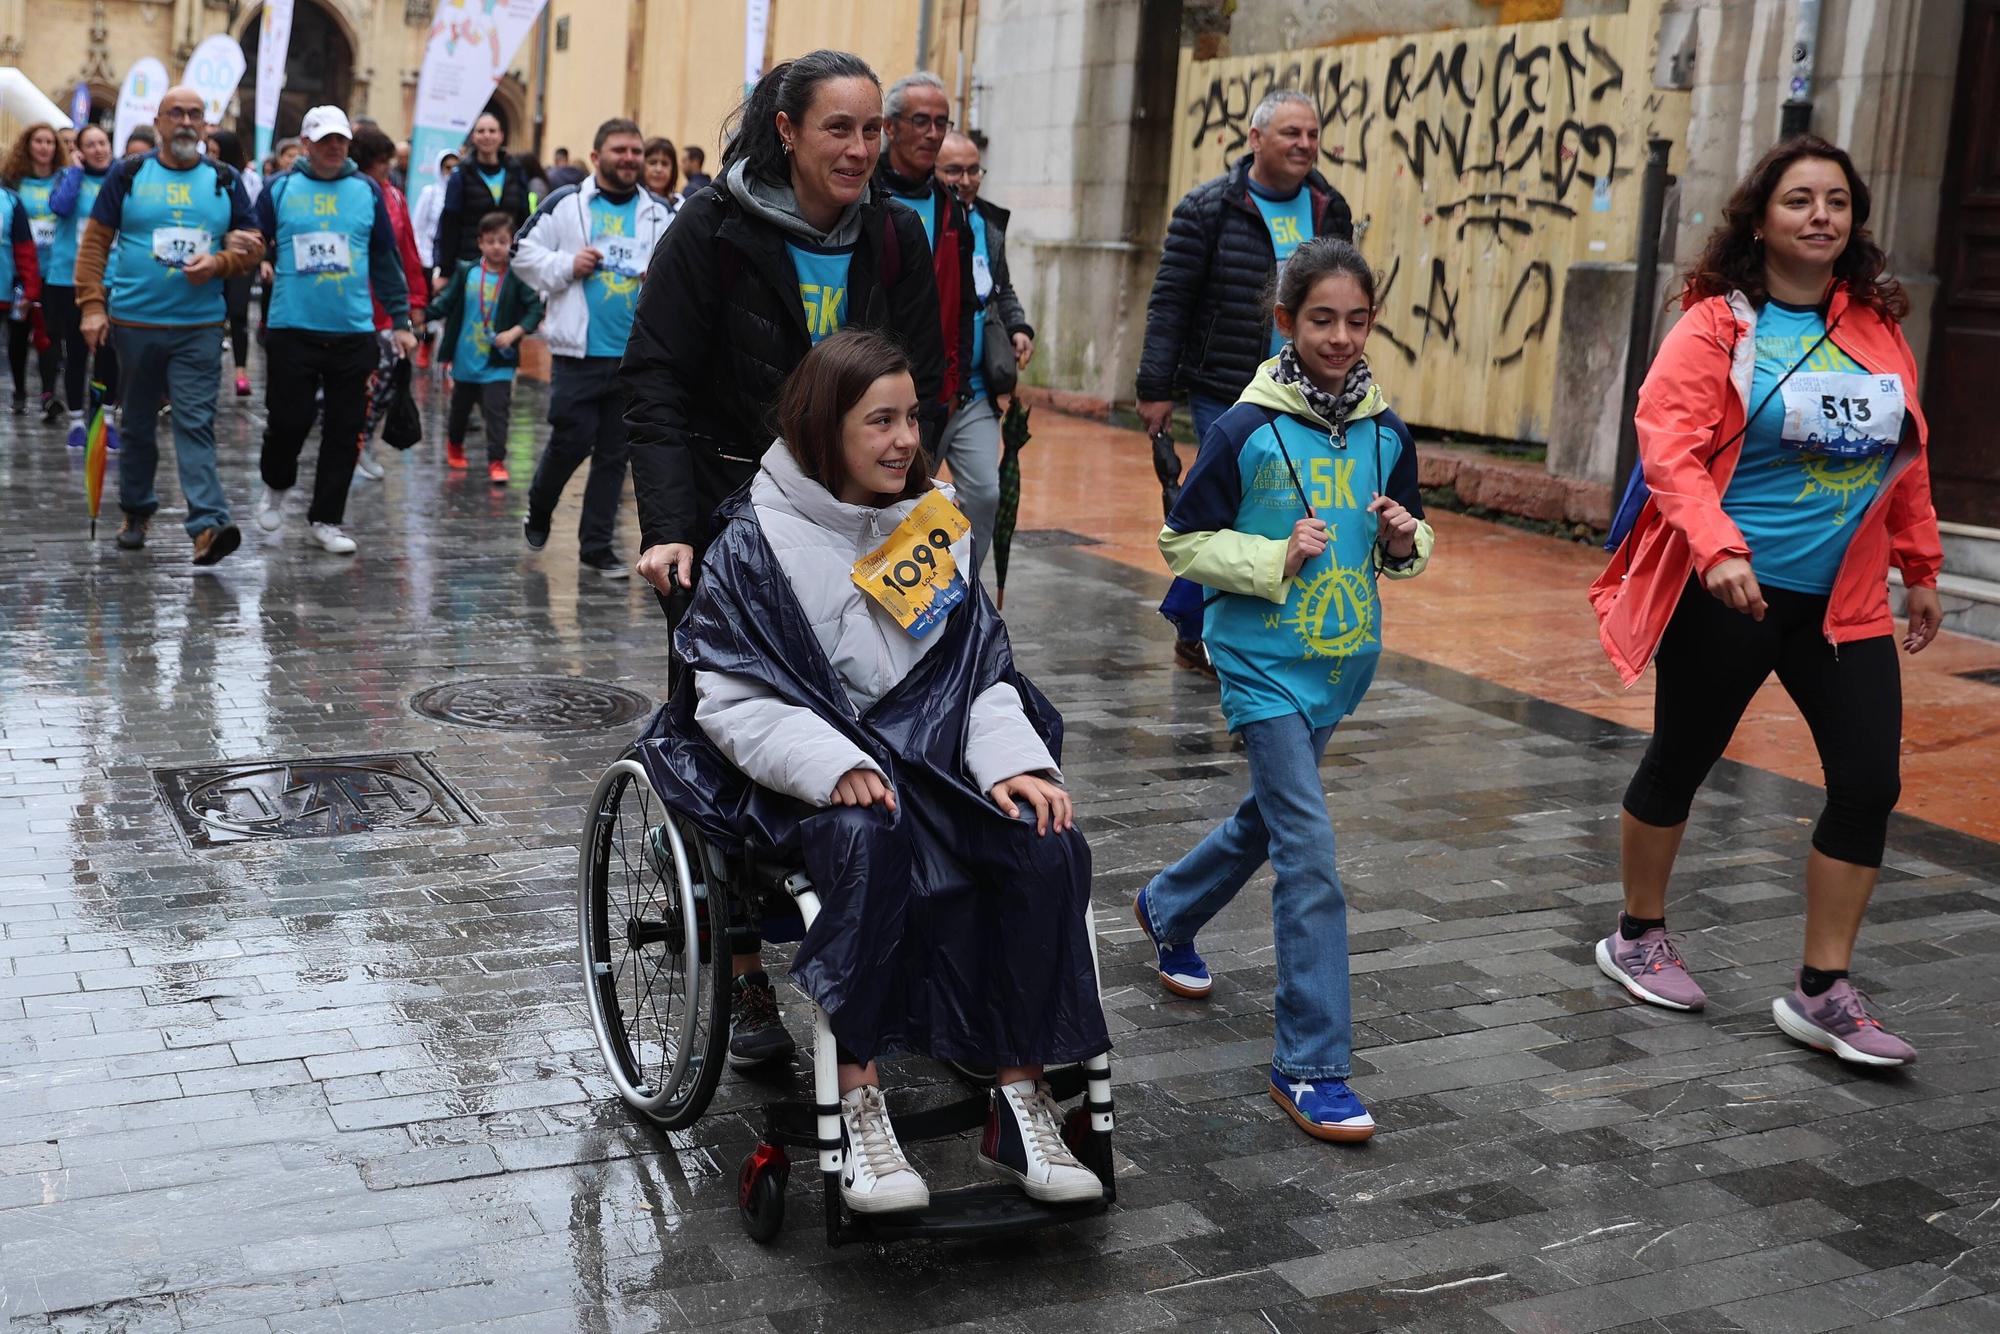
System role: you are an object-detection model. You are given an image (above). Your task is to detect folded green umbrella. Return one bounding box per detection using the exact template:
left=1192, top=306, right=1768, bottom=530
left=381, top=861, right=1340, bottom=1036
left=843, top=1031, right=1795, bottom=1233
left=993, top=398, right=1032, bottom=609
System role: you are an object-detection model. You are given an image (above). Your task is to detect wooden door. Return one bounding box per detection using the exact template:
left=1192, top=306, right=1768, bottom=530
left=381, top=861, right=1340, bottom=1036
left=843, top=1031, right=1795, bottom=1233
left=1928, top=0, right=2000, bottom=525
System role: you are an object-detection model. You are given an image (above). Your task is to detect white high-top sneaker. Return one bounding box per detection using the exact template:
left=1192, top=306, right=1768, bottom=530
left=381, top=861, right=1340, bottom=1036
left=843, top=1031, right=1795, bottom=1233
left=309, top=523, right=357, bottom=555
left=981, top=1078, right=1103, bottom=1203
left=838, top=1084, right=928, bottom=1214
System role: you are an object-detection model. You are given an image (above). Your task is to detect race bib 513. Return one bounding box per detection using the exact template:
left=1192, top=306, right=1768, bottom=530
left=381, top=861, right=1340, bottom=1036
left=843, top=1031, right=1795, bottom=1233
left=851, top=490, right=972, bottom=639
left=1779, top=371, right=1905, bottom=460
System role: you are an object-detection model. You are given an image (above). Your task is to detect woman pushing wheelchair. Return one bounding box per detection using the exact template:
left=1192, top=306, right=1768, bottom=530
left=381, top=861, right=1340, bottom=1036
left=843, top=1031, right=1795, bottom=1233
left=647, top=329, right=1108, bottom=1215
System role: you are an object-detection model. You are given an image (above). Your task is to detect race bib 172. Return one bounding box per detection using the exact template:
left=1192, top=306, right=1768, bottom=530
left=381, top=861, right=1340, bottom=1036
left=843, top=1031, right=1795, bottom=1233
left=150, top=225, right=212, bottom=269
left=851, top=490, right=973, bottom=639
left=1779, top=370, right=1905, bottom=460
left=292, top=231, right=352, bottom=276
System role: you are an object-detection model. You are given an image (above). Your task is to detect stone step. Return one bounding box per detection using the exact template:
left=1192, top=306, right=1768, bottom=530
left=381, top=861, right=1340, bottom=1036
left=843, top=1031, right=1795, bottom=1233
left=1940, top=521, right=2000, bottom=584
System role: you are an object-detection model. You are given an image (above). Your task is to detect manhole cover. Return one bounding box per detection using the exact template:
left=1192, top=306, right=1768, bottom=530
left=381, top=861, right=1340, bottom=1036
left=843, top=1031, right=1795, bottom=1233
left=410, top=676, right=653, bottom=731
left=154, top=753, right=477, bottom=850
left=1012, top=528, right=1105, bottom=548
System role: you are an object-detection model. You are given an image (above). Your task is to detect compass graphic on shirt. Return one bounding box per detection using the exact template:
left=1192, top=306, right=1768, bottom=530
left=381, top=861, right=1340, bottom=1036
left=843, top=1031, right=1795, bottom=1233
left=1285, top=566, right=1375, bottom=660
left=1783, top=451, right=1885, bottom=525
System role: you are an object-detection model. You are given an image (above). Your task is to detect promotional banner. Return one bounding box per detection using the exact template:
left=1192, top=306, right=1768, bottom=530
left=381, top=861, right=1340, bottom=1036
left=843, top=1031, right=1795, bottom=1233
left=69, top=82, right=90, bottom=129
left=185, top=32, right=248, bottom=127
left=744, top=0, right=770, bottom=92
left=253, top=0, right=295, bottom=163
left=112, top=57, right=168, bottom=159
left=407, top=0, right=549, bottom=204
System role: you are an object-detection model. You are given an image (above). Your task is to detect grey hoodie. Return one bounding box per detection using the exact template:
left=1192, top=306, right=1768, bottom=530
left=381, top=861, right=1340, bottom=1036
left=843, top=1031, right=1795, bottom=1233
left=723, top=159, right=866, bottom=249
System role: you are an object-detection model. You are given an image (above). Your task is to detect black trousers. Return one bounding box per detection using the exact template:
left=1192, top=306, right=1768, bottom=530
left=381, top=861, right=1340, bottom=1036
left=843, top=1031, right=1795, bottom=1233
left=530, top=355, right=630, bottom=561
left=260, top=327, right=378, bottom=526
left=7, top=314, right=60, bottom=401
left=223, top=272, right=253, bottom=369
left=1624, top=579, right=1902, bottom=867
left=40, top=286, right=120, bottom=410
left=447, top=378, right=511, bottom=459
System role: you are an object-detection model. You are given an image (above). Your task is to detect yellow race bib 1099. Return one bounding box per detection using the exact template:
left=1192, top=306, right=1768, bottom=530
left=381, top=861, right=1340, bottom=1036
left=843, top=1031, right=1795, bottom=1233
left=851, top=490, right=973, bottom=638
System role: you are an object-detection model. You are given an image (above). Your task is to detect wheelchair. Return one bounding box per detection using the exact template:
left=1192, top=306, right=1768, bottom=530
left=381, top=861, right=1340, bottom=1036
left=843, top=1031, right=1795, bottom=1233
left=578, top=742, right=1118, bottom=1247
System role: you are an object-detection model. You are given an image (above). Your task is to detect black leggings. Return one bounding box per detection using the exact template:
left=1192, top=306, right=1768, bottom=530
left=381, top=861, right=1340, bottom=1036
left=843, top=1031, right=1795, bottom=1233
left=1624, top=580, right=1902, bottom=868
left=8, top=314, right=60, bottom=402
left=40, top=286, right=120, bottom=409
left=224, top=272, right=252, bottom=369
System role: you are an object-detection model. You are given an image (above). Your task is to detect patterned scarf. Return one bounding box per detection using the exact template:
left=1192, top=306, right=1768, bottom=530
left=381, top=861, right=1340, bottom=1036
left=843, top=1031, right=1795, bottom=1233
left=1275, top=344, right=1373, bottom=444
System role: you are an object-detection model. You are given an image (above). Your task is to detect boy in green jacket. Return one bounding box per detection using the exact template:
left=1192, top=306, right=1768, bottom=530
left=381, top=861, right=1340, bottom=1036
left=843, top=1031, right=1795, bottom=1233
left=431, top=211, right=543, bottom=483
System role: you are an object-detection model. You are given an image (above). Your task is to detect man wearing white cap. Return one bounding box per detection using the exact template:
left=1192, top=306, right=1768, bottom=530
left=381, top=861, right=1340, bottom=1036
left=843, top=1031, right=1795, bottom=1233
left=253, top=106, right=416, bottom=556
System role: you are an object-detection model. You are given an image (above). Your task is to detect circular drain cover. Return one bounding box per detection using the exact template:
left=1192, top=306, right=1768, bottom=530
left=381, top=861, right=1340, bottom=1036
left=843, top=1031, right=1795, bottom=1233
left=412, top=676, right=653, bottom=732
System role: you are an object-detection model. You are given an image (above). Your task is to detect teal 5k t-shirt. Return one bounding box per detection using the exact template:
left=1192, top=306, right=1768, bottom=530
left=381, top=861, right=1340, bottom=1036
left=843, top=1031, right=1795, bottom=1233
left=265, top=169, right=381, bottom=334
left=48, top=167, right=113, bottom=287
left=95, top=156, right=247, bottom=326
left=889, top=189, right=937, bottom=249
left=967, top=205, right=992, bottom=399
left=17, top=174, right=56, bottom=266
left=583, top=191, right=643, bottom=358
left=787, top=241, right=855, bottom=345
left=1248, top=179, right=1312, bottom=354
left=477, top=166, right=506, bottom=205
left=452, top=264, right=514, bottom=384
left=1722, top=299, right=1897, bottom=595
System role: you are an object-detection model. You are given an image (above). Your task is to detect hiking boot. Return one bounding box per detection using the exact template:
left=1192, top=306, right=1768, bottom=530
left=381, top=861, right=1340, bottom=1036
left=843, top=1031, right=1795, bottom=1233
left=1270, top=1069, right=1377, bottom=1142
left=1773, top=974, right=1916, bottom=1067
left=190, top=523, right=241, bottom=567
left=839, top=1085, right=928, bottom=1214
left=1596, top=917, right=1707, bottom=1011
left=728, top=970, right=798, bottom=1069
left=981, top=1078, right=1103, bottom=1203
left=1134, top=888, right=1211, bottom=998
left=116, top=516, right=148, bottom=550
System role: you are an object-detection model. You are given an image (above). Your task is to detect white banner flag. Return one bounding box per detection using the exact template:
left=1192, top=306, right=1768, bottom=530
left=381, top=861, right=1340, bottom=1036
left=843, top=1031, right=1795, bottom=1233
left=185, top=33, right=248, bottom=128
left=253, top=0, right=295, bottom=162
left=408, top=0, right=548, bottom=204
left=745, top=0, right=771, bottom=92
left=112, top=57, right=169, bottom=160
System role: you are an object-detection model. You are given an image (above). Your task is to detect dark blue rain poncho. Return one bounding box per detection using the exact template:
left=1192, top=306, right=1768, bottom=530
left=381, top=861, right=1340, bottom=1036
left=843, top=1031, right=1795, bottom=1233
left=637, top=491, right=1109, bottom=1068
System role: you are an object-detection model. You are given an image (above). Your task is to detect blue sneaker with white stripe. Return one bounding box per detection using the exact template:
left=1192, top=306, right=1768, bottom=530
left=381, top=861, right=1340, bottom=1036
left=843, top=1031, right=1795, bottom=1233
left=1133, top=888, right=1211, bottom=999
left=1269, top=1069, right=1376, bottom=1142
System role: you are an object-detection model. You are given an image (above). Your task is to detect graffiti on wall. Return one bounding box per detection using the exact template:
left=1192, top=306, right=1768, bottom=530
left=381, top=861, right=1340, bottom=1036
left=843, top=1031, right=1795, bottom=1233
left=1169, top=14, right=1687, bottom=442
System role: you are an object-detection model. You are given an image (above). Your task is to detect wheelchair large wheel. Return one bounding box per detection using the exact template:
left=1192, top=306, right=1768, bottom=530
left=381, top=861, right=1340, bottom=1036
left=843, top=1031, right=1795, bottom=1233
left=579, top=756, right=731, bottom=1130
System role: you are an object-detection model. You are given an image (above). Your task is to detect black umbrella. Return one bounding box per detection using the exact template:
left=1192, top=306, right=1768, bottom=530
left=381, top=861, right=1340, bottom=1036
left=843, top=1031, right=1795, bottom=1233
left=1152, top=427, right=1185, bottom=519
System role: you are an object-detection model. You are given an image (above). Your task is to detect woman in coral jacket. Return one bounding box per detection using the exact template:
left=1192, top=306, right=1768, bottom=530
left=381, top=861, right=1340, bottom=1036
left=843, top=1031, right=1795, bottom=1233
left=1588, top=135, right=1943, bottom=1069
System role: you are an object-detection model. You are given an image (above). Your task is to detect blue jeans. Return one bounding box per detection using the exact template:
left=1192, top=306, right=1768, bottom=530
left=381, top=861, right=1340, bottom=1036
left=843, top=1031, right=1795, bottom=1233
left=1141, top=713, right=1352, bottom=1079
left=115, top=323, right=230, bottom=536
left=1189, top=393, right=1234, bottom=449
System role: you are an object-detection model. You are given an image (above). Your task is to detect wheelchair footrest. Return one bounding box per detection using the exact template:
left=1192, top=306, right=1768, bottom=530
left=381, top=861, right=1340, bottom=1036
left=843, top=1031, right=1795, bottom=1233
left=836, top=1181, right=1108, bottom=1244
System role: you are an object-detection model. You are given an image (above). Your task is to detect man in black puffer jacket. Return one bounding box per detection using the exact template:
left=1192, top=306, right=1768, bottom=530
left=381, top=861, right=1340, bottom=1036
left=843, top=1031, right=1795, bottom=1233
left=1137, top=89, right=1352, bottom=670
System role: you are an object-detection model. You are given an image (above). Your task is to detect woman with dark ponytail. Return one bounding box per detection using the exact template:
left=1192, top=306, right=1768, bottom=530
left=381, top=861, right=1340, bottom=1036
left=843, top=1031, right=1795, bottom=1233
left=621, top=49, right=945, bottom=1070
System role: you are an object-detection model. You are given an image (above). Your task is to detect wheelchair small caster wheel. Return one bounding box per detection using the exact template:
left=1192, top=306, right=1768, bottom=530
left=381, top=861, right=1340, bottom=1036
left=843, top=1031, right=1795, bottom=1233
left=739, top=1143, right=788, bottom=1244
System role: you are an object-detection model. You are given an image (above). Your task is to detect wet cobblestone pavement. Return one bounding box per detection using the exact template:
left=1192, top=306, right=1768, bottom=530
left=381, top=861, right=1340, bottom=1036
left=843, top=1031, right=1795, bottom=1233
left=4, top=369, right=2000, bottom=1333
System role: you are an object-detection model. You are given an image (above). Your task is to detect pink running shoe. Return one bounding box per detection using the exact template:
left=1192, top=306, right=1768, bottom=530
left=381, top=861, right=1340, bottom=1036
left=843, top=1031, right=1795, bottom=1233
left=1595, top=919, right=1707, bottom=1011
left=1773, top=975, right=1915, bottom=1067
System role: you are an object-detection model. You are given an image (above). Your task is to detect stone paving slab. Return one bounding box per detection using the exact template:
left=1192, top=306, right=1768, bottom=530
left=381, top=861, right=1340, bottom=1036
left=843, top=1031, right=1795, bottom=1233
left=2, top=378, right=1998, bottom=1331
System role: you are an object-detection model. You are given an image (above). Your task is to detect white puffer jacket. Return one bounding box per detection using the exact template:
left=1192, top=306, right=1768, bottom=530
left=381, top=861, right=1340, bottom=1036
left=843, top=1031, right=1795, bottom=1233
left=694, top=444, right=1060, bottom=808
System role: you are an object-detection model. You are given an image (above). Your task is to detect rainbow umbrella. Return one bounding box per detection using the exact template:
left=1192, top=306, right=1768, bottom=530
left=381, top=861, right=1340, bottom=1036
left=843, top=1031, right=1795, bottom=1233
left=83, top=381, right=108, bottom=539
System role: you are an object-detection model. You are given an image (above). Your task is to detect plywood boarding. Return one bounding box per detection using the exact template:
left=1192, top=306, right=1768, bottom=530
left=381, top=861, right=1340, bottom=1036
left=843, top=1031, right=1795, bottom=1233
left=1167, top=9, right=1689, bottom=442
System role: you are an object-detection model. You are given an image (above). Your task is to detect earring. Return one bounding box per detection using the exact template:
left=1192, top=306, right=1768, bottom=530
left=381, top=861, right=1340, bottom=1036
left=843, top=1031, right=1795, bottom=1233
left=781, top=140, right=793, bottom=155
left=1753, top=232, right=1762, bottom=243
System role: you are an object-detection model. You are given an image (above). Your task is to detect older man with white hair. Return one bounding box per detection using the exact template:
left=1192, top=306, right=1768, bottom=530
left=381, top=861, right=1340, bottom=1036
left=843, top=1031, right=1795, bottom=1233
left=75, top=83, right=263, bottom=565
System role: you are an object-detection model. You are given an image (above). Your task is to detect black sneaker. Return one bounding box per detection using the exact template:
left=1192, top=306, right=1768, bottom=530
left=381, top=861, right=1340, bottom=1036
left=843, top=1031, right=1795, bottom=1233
left=581, top=551, right=630, bottom=580
left=41, top=394, right=63, bottom=425
left=729, top=971, right=798, bottom=1070
left=9, top=394, right=23, bottom=415
left=524, top=519, right=549, bottom=550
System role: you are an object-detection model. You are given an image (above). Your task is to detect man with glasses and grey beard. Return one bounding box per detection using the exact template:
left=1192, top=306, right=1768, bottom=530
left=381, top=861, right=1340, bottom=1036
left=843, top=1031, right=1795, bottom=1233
left=876, top=73, right=990, bottom=570
left=75, top=84, right=263, bottom=565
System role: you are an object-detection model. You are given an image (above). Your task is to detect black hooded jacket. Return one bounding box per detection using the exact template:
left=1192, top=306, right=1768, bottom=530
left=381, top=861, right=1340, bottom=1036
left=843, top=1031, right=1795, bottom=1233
left=1136, top=154, right=1354, bottom=404
left=621, top=183, right=944, bottom=553
left=433, top=153, right=533, bottom=275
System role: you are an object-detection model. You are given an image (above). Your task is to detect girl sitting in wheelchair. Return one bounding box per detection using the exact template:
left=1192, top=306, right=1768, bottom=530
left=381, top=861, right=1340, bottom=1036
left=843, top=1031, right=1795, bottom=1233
left=650, top=328, right=1108, bottom=1214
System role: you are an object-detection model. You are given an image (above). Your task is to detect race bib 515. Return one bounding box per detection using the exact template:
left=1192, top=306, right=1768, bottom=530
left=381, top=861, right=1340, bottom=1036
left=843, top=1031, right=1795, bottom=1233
left=851, top=490, right=972, bottom=639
